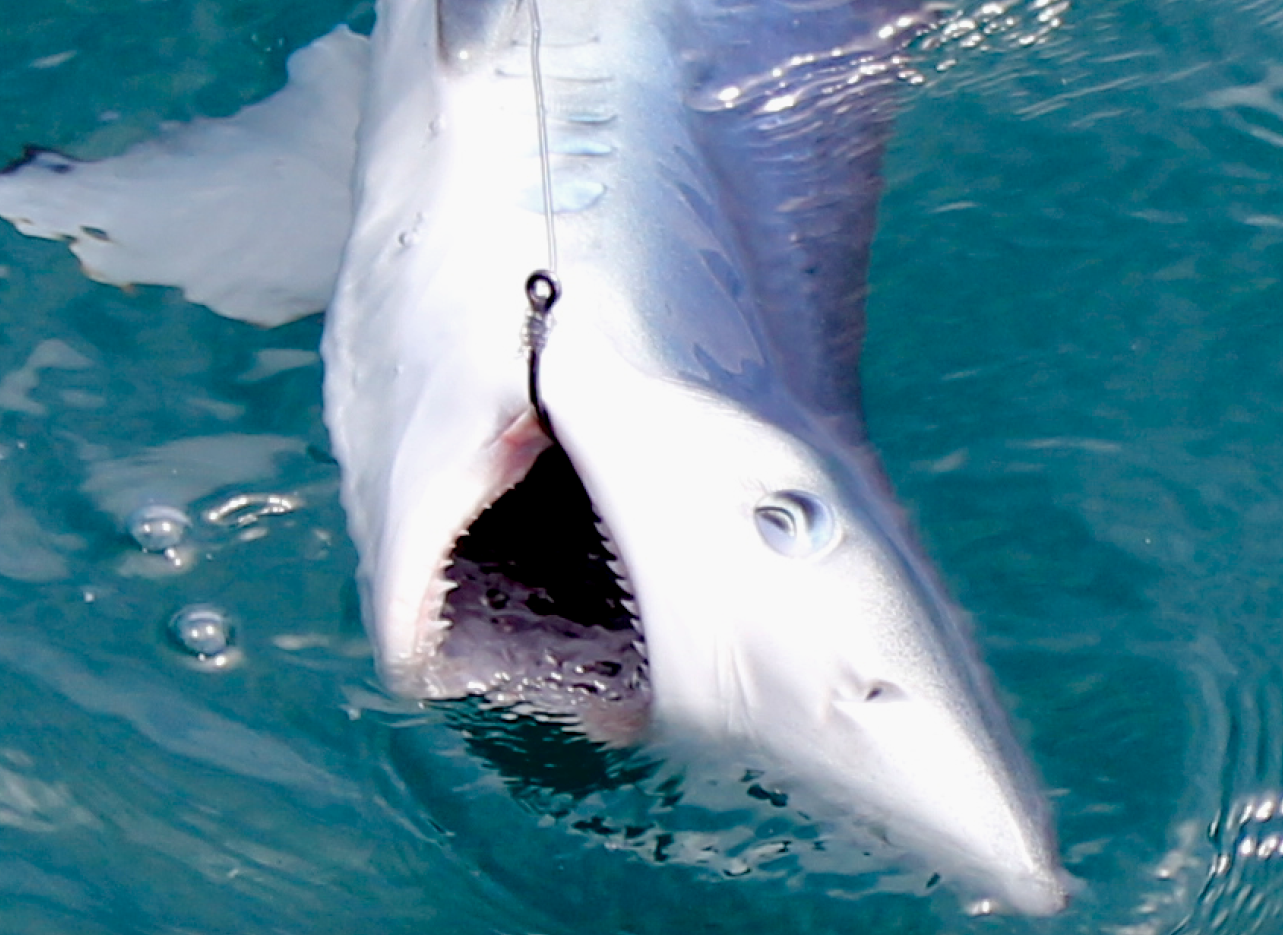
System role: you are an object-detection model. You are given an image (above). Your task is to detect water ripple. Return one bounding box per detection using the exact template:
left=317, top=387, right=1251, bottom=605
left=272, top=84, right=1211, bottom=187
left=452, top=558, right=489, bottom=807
left=1173, top=671, right=1283, bottom=934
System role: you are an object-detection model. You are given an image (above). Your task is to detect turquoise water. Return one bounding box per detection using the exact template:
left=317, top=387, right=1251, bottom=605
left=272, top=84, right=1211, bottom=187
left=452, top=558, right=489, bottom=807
left=1, top=0, right=1281, bottom=932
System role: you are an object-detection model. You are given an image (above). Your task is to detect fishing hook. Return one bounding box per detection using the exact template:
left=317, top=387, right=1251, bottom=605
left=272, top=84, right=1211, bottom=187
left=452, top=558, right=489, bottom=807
left=525, top=268, right=561, bottom=439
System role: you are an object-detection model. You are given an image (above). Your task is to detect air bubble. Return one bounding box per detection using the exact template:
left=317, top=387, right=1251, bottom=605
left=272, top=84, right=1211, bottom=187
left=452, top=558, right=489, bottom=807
left=168, top=604, right=237, bottom=667
left=127, top=504, right=191, bottom=552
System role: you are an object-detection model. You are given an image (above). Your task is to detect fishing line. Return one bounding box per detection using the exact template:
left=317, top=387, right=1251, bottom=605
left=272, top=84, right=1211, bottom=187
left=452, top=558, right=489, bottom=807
left=527, top=0, right=559, bottom=274
left=524, top=0, right=561, bottom=439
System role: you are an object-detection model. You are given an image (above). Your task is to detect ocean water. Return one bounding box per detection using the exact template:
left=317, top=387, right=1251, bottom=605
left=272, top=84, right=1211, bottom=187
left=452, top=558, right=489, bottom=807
left=1, top=0, right=1281, bottom=933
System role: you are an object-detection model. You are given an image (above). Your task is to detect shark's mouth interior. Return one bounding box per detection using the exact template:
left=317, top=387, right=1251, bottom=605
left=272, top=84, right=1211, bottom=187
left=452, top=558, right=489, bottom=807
left=438, top=444, right=651, bottom=743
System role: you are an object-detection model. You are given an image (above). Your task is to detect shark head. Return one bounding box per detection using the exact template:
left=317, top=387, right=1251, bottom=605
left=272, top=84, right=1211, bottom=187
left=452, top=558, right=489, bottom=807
left=535, top=313, right=1072, bottom=915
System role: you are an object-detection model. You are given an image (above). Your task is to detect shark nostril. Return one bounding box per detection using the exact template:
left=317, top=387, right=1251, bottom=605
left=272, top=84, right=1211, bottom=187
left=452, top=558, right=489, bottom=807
left=753, top=490, right=836, bottom=557
left=863, top=680, right=901, bottom=702
left=832, top=676, right=906, bottom=715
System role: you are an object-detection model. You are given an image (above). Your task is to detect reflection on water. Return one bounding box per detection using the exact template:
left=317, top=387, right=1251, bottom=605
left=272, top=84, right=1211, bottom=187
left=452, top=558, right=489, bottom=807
left=0, top=0, right=1282, bottom=931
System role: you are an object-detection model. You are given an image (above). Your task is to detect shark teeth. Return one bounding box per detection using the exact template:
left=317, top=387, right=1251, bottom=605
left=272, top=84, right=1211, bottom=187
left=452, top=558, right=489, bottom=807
left=594, top=512, right=643, bottom=634
left=428, top=444, right=649, bottom=709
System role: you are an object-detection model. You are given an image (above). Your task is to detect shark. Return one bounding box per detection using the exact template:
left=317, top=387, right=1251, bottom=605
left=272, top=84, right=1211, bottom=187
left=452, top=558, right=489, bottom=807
left=0, top=0, right=1071, bottom=915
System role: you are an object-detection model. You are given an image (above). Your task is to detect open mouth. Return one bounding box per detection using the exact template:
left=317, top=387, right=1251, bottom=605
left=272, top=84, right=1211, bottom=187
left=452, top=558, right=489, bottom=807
left=436, top=444, right=651, bottom=744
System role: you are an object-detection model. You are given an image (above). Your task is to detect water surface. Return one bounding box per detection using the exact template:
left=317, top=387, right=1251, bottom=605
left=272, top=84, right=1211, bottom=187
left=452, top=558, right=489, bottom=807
left=2, top=0, right=1283, bottom=932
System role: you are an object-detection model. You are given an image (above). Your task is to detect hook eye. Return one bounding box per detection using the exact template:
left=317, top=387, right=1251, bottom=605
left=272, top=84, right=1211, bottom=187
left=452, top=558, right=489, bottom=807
left=525, top=269, right=561, bottom=313
left=753, top=491, right=837, bottom=558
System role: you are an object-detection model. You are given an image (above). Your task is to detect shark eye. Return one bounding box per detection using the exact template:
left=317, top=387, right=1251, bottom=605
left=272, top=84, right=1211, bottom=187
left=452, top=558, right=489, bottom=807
left=753, top=491, right=836, bottom=558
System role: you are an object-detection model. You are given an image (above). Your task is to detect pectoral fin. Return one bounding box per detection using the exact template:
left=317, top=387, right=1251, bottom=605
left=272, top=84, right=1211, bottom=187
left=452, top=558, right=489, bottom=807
left=0, top=25, right=369, bottom=327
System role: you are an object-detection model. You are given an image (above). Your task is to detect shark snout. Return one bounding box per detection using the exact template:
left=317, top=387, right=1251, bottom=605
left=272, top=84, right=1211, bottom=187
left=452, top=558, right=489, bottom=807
left=803, top=648, right=1070, bottom=915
